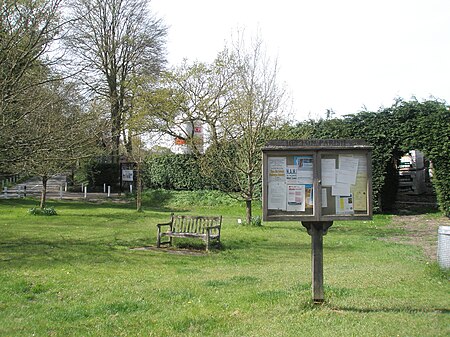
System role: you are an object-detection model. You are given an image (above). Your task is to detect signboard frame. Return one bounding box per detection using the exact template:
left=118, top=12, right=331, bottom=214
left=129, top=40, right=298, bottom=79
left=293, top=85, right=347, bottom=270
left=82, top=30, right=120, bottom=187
left=262, top=139, right=373, bottom=222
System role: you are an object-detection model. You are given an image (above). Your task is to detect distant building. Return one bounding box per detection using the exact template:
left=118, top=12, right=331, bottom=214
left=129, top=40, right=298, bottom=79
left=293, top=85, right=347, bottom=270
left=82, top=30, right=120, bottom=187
left=174, top=121, right=204, bottom=154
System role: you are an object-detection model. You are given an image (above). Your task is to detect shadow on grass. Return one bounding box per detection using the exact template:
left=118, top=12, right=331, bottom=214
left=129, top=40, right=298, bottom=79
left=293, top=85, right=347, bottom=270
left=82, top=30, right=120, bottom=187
left=1, top=198, right=134, bottom=210
left=0, top=236, right=150, bottom=268
left=328, top=305, right=449, bottom=314
left=0, top=197, right=185, bottom=214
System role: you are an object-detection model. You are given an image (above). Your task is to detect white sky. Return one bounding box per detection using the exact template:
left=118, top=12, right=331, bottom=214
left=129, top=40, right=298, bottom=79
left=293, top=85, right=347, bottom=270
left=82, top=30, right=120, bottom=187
left=150, top=0, right=450, bottom=121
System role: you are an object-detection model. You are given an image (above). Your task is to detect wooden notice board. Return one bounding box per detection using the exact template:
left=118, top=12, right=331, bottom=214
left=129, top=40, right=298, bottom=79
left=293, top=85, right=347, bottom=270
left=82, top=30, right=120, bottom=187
left=262, top=139, right=373, bottom=222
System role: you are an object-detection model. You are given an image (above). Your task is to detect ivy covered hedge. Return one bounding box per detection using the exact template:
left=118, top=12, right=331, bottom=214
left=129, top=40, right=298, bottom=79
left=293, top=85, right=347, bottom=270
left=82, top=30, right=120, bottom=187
left=395, top=100, right=450, bottom=216
left=143, top=154, right=207, bottom=190
left=288, top=99, right=449, bottom=215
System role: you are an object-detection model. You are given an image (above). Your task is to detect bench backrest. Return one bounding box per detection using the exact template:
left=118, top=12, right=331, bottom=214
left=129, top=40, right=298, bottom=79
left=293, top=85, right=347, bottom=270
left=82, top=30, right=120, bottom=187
left=171, top=215, right=222, bottom=234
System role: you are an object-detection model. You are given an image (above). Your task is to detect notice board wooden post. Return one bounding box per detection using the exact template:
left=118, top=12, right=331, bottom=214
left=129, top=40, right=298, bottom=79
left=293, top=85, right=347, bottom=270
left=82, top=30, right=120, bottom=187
left=301, top=221, right=333, bottom=302
left=262, top=139, right=373, bottom=303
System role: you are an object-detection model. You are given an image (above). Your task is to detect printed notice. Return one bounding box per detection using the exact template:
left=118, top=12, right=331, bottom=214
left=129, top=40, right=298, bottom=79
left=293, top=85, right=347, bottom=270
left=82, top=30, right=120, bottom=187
left=321, top=188, right=328, bottom=208
left=286, top=165, right=298, bottom=184
left=335, top=194, right=354, bottom=214
left=352, top=154, right=368, bottom=211
left=268, top=157, right=286, bottom=182
left=287, top=185, right=306, bottom=212
left=305, top=184, right=314, bottom=209
left=294, top=156, right=313, bottom=184
left=268, top=181, right=286, bottom=210
left=337, top=155, right=359, bottom=185
left=352, top=175, right=368, bottom=211
left=321, top=159, right=336, bottom=186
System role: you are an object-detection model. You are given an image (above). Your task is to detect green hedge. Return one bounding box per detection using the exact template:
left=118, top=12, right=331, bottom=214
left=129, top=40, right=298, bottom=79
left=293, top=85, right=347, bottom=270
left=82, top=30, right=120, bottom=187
left=143, top=154, right=206, bottom=190
left=395, top=100, right=450, bottom=216
left=290, top=99, right=449, bottom=215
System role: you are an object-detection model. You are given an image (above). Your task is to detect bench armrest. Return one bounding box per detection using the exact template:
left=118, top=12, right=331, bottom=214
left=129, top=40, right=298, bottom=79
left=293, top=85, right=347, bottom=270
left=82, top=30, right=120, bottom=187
left=205, top=225, right=221, bottom=230
left=157, top=222, right=172, bottom=229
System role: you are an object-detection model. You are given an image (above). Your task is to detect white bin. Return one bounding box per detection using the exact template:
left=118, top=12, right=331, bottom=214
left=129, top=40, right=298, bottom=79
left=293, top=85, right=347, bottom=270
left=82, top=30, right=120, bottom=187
left=437, top=226, right=450, bottom=269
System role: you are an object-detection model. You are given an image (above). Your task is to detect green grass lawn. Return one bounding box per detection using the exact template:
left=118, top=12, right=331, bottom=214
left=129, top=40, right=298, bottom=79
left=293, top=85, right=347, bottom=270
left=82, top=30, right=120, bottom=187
left=0, top=193, right=449, bottom=336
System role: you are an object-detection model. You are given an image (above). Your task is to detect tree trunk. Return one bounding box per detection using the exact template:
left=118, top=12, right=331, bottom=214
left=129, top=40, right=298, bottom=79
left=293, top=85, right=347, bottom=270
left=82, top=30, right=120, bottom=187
left=246, top=199, right=252, bottom=224
left=110, top=89, right=121, bottom=164
left=40, top=175, right=48, bottom=209
left=136, top=161, right=142, bottom=212
left=123, top=129, right=133, bottom=156
left=246, top=168, right=254, bottom=224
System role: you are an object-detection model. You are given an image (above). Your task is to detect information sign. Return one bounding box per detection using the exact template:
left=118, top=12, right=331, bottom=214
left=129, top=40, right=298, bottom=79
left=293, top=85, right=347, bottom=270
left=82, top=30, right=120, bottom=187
left=262, top=139, right=373, bottom=222
left=262, top=139, right=373, bottom=302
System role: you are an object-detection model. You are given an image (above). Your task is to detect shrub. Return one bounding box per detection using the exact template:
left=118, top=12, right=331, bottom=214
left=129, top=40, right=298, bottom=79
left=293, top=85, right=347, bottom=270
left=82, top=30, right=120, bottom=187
left=28, top=207, right=57, bottom=216
left=242, top=216, right=262, bottom=226
left=143, top=154, right=207, bottom=190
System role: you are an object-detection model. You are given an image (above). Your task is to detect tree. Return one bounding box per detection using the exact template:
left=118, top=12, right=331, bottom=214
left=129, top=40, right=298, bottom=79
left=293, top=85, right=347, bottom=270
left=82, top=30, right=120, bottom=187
left=133, top=51, right=236, bottom=155
left=203, top=35, right=287, bottom=224
left=135, top=32, right=286, bottom=223
left=64, top=0, right=167, bottom=163
left=0, top=0, right=64, bottom=171
left=15, top=80, right=103, bottom=208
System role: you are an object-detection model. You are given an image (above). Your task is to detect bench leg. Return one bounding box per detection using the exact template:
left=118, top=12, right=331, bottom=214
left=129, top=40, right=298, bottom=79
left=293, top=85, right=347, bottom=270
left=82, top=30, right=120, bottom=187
left=206, top=232, right=210, bottom=252
left=156, top=228, right=161, bottom=248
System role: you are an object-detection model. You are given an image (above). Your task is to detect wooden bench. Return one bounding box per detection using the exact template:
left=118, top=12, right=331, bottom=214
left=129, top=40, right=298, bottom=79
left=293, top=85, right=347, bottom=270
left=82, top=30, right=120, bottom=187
left=156, top=214, right=222, bottom=251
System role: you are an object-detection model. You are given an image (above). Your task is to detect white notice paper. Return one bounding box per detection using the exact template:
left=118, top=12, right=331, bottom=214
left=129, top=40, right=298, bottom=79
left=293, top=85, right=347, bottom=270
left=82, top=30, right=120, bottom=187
left=321, top=188, right=328, bottom=208
left=332, top=182, right=351, bottom=196
left=321, top=159, right=336, bottom=186
left=337, top=156, right=359, bottom=185
left=268, top=181, right=287, bottom=210
left=286, top=165, right=298, bottom=184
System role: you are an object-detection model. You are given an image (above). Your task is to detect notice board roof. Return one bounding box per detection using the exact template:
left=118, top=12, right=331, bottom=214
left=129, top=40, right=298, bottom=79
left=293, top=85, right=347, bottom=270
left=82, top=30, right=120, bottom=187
left=263, top=139, right=373, bottom=151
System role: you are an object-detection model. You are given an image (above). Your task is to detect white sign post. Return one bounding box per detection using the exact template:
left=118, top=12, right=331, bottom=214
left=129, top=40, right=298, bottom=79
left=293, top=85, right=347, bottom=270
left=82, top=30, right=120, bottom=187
left=122, top=170, right=133, bottom=182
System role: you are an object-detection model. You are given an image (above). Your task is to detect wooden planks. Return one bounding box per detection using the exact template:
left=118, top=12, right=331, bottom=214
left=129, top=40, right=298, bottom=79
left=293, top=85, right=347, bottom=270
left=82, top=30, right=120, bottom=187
left=156, top=214, right=222, bottom=251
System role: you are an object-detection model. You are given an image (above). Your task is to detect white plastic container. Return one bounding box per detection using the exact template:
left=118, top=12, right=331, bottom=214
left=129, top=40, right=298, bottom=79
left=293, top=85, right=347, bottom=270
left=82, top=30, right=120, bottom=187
left=437, top=226, right=450, bottom=269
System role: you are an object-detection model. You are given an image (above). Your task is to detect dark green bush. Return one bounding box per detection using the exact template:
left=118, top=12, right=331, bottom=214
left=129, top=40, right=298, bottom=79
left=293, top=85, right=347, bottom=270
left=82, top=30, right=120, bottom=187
left=143, top=154, right=207, bottom=190
left=85, top=162, right=120, bottom=192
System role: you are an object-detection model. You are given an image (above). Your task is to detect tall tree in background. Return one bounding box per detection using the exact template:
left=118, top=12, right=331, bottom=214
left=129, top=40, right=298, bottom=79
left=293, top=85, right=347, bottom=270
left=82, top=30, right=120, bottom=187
left=65, top=0, right=167, bottom=163
left=0, top=0, right=64, bottom=171
left=204, top=35, right=287, bottom=224
left=133, top=51, right=236, bottom=155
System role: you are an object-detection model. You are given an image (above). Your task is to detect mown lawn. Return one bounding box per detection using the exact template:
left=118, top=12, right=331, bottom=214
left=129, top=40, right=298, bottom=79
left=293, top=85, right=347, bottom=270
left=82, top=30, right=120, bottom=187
left=0, top=193, right=449, bottom=336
